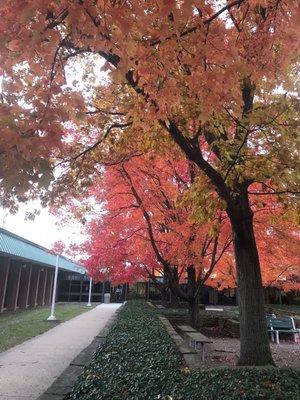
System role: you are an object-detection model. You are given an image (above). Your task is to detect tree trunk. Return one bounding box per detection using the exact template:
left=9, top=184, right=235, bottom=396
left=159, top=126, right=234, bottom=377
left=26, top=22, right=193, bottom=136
left=160, top=288, right=169, bottom=307
left=169, top=267, right=180, bottom=308
left=229, top=193, right=274, bottom=366
left=159, top=266, right=170, bottom=307
left=186, top=266, right=199, bottom=328
left=188, top=295, right=199, bottom=328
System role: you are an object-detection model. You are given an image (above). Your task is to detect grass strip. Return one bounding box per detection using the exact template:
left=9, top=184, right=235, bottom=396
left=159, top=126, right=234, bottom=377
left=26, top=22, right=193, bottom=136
left=0, top=303, right=91, bottom=352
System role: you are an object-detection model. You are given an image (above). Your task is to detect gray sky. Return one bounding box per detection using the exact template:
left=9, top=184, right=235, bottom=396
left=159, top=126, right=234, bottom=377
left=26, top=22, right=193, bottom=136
left=0, top=201, right=83, bottom=251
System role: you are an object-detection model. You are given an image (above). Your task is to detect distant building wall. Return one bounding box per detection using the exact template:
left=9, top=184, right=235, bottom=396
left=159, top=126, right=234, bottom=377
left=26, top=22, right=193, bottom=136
left=58, top=272, right=104, bottom=303
left=0, top=256, right=55, bottom=312
left=57, top=274, right=128, bottom=303
left=0, top=228, right=86, bottom=314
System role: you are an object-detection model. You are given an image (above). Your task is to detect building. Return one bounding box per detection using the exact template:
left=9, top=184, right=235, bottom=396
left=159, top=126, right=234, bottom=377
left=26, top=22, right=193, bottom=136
left=0, top=228, right=87, bottom=313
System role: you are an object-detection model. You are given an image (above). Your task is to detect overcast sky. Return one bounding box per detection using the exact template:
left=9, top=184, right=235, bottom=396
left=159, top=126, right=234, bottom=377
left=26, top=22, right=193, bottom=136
left=0, top=201, right=83, bottom=252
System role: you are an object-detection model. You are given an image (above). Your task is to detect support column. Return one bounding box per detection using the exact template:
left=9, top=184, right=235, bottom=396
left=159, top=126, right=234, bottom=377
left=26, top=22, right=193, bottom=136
left=79, top=279, right=83, bottom=302
left=42, top=269, right=48, bottom=305
left=4, top=260, right=21, bottom=311
left=0, top=257, right=10, bottom=313
left=37, top=268, right=47, bottom=306
left=68, top=278, right=72, bottom=302
left=44, top=270, right=54, bottom=305
left=28, top=266, right=40, bottom=308
left=17, top=263, right=32, bottom=309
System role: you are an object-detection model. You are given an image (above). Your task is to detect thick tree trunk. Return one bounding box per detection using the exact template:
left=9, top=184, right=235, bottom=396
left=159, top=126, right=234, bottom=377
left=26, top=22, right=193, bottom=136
left=229, top=194, right=274, bottom=366
left=188, top=295, right=199, bottom=328
left=186, top=266, right=199, bottom=328
left=160, top=266, right=170, bottom=307
left=169, top=267, right=180, bottom=308
left=161, top=289, right=169, bottom=307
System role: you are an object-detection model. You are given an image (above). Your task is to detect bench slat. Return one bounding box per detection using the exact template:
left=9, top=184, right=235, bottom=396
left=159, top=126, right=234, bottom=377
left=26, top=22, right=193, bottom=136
left=186, top=332, right=213, bottom=343
left=268, top=329, right=299, bottom=333
left=178, top=325, right=197, bottom=332
left=267, top=316, right=297, bottom=330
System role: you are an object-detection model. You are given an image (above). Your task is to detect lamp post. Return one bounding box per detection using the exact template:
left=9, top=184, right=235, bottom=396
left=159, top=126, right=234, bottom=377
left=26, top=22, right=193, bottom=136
left=47, top=254, right=59, bottom=321
left=87, top=277, right=92, bottom=307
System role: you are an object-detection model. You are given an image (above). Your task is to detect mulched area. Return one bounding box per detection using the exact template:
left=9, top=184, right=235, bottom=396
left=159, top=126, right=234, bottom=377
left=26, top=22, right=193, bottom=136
left=193, top=336, right=300, bottom=368
left=165, top=307, right=300, bottom=368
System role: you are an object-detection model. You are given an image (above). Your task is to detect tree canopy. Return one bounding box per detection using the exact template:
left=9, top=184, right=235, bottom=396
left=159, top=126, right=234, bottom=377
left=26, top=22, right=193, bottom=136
left=0, top=0, right=299, bottom=207
left=0, top=0, right=299, bottom=366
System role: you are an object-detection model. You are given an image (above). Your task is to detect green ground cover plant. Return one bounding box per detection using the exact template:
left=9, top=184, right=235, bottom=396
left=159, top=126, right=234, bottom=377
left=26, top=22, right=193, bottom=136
left=0, top=303, right=91, bottom=352
left=68, top=301, right=300, bottom=400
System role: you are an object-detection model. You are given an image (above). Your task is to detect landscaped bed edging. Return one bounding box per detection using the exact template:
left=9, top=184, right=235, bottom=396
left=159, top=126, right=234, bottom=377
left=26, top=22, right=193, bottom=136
left=150, top=301, right=202, bottom=368
left=159, top=316, right=202, bottom=369
left=37, top=309, right=121, bottom=400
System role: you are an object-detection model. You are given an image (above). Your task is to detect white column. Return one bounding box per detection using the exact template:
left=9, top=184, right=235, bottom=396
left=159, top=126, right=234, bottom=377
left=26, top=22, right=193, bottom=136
left=47, top=254, right=59, bottom=321
left=87, top=277, right=92, bottom=307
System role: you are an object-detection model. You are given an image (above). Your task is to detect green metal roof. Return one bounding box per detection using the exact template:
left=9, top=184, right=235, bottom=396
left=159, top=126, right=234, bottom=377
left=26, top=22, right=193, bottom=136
left=0, top=228, right=86, bottom=274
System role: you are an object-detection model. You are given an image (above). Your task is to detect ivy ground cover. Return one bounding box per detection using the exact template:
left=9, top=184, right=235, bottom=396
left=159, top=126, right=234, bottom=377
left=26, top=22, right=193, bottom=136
left=68, top=301, right=300, bottom=400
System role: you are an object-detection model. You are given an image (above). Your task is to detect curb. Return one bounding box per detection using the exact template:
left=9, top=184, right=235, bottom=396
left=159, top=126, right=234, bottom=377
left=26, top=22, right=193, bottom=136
left=159, top=316, right=202, bottom=369
left=151, top=301, right=201, bottom=368
left=150, top=302, right=201, bottom=367
left=37, top=305, right=123, bottom=400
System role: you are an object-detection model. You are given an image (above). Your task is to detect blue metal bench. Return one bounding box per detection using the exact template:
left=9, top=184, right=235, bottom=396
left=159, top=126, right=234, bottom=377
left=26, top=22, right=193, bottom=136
left=267, top=315, right=299, bottom=344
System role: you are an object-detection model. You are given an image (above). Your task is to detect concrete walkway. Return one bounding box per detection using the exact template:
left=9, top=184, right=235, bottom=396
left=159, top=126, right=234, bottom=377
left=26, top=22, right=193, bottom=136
left=0, top=303, right=122, bottom=400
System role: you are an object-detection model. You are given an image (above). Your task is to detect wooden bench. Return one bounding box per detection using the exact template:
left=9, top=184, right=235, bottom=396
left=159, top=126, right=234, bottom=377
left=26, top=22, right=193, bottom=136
left=267, top=316, right=299, bottom=344
left=178, top=325, right=212, bottom=361
left=186, top=332, right=213, bottom=361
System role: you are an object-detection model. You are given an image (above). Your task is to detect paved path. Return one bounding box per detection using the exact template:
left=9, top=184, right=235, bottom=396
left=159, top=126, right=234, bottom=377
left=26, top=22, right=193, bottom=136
left=0, top=303, right=122, bottom=400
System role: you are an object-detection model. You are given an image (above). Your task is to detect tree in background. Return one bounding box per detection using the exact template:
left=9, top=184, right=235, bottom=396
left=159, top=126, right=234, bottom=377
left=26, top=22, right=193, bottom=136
left=207, top=199, right=300, bottom=293
left=59, top=153, right=232, bottom=326
left=57, top=152, right=299, bottom=326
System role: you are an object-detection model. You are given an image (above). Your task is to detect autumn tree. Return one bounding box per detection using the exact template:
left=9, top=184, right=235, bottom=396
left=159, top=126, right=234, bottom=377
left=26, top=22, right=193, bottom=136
left=57, top=153, right=233, bottom=326
left=1, top=0, right=299, bottom=365
left=57, top=153, right=299, bottom=325
left=253, top=198, right=300, bottom=293
left=208, top=199, right=300, bottom=293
